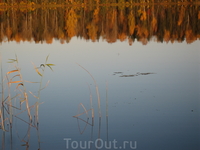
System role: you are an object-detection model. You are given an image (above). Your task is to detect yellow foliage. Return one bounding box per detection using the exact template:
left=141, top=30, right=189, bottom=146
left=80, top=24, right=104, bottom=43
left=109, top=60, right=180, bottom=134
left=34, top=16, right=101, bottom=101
left=65, top=9, right=78, bottom=38
left=164, top=30, right=170, bottom=43
left=128, top=11, right=135, bottom=35
left=15, top=33, right=21, bottom=43
left=19, top=1, right=27, bottom=6
left=141, top=11, right=147, bottom=21
left=118, top=32, right=126, bottom=42
left=108, top=10, right=117, bottom=29
left=6, top=27, right=12, bottom=39
left=138, top=10, right=147, bottom=21
left=177, top=7, right=185, bottom=26
left=137, top=26, right=148, bottom=38
left=128, top=37, right=133, bottom=46
left=185, top=29, right=196, bottom=44
left=119, top=10, right=124, bottom=24
left=93, top=8, right=99, bottom=23
left=95, top=0, right=99, bottom=4
left=87, top=23, right=98, bottom=42
left=58, top=28, right=65, bottom=39
left=46, top=36, right=53, bottom=44
left=151, top=17, right=157, bottom=32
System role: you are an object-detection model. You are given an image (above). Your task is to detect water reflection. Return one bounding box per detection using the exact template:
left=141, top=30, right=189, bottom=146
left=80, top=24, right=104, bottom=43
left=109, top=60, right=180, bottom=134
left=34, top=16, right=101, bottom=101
left=1, top=40, right=199, bottom=150
left=0, top=5, right=199, bottom=44
left=0, top=3, right=200, bottom=149
left=0, top=55, right=54, bottom=150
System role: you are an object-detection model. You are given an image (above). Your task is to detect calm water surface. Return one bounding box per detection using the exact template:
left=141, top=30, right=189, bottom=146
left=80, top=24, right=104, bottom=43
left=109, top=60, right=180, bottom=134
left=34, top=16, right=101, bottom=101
left=0, top=4, right=200, bottom=149
left=1, top=38, right=200, bottom=150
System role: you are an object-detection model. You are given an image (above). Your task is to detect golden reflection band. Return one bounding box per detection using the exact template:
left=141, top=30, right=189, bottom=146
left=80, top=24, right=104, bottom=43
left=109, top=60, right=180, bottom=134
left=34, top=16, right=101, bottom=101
left=0, top=5, right=199, bottom=44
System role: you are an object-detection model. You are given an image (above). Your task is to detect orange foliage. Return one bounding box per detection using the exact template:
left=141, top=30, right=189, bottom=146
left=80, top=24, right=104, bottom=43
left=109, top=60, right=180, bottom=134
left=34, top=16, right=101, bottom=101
left=128, top=11, right=135, bottom=35
left=87, top=23, right=98, bottom=42
left=151, top=17, right=157, bottom=32
left=46, top=34, right=53, bottom=44
left=128, top=37, right=133, bottom=46
left=118, top=32, right=126, bottom=41
left=164, top=30, right=170, bottom=43
left=177, top=7, right=185, bottom=26
left=137, top=26, right=149, bottom=39
left=109, top=10, right=117, bottom=29
left=58, top=28, right=65, bottom=39
left=93, top=8, right=99, bottom=23
left=15, top=33, right=21, bottom=43
left=0, top=6, right=199, bottom=45
left=141, top=11, right=147, bottom=21
left=65, top=9, right=77, bottom=38
left=119, top=10, right=124, bottom=24
left=185, top=29, right=196, bottom=44
left=6, top=27, right=12, bottom=39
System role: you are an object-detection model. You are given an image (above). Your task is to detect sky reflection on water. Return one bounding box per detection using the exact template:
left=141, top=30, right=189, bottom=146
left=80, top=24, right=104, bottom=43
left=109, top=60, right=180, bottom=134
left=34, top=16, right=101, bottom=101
left=0, top=39, right=200, bottom=150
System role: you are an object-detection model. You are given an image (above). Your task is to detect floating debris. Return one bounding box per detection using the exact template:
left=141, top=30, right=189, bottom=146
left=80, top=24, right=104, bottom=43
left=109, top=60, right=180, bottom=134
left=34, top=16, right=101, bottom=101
left=119, top=72, right=155, bottom=77
left=113, top=72, right=123, bottom=75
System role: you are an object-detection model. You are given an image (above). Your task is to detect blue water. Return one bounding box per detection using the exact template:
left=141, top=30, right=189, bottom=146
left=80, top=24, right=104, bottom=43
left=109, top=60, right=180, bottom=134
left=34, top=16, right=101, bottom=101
left=1, top=39, right=200, bottom=150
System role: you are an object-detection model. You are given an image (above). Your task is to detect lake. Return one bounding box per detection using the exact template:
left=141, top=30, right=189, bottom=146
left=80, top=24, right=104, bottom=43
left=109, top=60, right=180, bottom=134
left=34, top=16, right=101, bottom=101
left=0, top=4, right=200, bottom=150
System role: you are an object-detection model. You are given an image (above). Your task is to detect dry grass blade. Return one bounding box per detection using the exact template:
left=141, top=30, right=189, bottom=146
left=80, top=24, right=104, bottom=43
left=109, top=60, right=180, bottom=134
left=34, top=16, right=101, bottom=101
left=24, top=80, right=39, bottom=84
left=35, top=101, right=39, bottom=126
left=14, top=115, right=35, bottom=127
left=32, top=62, right=42, bottom=77
left=11, top=74, right=20, bottom=79
left=73, top=108, right=93, bottom=118
left=77, top=117, right=89, bottom=134
left=0, top=55, right=6, bottom=131
left=7, top=70, right=19, bottom=75
left=0, top=110, right=6, bottom=131
left=87, top=83, right=94, bottom=119
left=4, top=94, right=21, bottom=110
left=76, top=63, right=101, bottom=118
left=16, top=83, right=24, bottom=89
left=8, top=81, right=22, bottom=84
left=40, top=80, right=50, bottom=91
left=29, top=91, right=39, bottom=99
left=20, top=98, right=26, bottom=105
left=24, top=92, right=32, bottom=122
left=73, top=103, right=89, bottom=118
left=106, top=81, right=108, bottom=117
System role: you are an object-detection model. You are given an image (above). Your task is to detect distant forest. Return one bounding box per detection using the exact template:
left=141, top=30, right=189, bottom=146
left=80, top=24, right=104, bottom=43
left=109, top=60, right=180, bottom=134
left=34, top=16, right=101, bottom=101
left=0, top=0, right=199, bottom=5
left=0, top=5, right=199, bottom=44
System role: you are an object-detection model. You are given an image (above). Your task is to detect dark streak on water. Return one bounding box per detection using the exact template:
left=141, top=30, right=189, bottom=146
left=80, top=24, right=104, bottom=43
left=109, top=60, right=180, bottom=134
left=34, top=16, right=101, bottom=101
left=119, top=72, right=155, bottom=77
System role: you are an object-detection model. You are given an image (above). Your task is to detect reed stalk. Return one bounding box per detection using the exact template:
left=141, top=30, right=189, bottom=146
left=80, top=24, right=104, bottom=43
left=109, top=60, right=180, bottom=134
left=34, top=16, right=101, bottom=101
left=0, top=54, right=53, bottom=150
left=76, top=63, right=101, bottom=118
left=106, top=81, right=108, bottom=117
left=32, top=54, right=54, bottom=126
left=0, top=55, right=6, bottom=131
left=6, top=55, right=32, bottom=123
left=106, top=81, right=109, bottom=147
left=87, top=83, right=94, bottom=122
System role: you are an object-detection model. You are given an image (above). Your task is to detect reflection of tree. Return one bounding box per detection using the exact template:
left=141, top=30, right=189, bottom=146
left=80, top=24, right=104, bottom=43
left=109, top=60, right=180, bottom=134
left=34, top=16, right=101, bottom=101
left=65, top=8, right=77, bottom=39
left=0, top=5, right=199, bottom=45
left=105, top=8, right=117, bottom=43
left=86, top=7, right=99, bottom=42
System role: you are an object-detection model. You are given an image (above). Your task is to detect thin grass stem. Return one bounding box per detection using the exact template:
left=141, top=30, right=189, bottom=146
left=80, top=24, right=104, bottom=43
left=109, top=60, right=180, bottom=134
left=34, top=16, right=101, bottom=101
left=0, top=55, right=6, bottom=131
left=76, top=63, right=101, bottom=118
left=87, top=83, right=94, bottom=119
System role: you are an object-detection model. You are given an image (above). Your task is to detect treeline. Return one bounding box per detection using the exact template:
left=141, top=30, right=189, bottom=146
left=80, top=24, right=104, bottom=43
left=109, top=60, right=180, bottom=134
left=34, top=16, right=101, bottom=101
left=0, top=0, right=199, bottom=6
left=0, top=5, right=199, bottom=44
